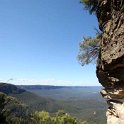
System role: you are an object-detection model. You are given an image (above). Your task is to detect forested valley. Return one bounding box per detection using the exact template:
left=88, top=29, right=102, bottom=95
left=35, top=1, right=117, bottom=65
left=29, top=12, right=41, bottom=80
left=0, top=83, right=106, bottom=124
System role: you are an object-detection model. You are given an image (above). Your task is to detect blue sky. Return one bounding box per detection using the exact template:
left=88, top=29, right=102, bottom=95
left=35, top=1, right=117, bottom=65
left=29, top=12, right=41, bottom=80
left=0, top=0, right=100, bottom=86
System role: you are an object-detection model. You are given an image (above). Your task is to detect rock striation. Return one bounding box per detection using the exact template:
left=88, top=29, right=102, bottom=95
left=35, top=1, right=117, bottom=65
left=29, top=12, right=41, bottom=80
left=100, top=88, right=124, bottom=124
left=96, top=0, right=124, bottom=123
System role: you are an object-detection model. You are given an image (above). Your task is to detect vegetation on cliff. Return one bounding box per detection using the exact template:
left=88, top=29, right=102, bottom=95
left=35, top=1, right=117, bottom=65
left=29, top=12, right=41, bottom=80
left=78, top=0, right=103, bottom=66
left=78, top=32, right=101, bottom=66
left=80, top=0, right=98, bottom=14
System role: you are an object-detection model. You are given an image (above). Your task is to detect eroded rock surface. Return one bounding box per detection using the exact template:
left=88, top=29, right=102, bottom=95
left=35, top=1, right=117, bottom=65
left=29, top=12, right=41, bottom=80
left=101, top=88, right=124, bottom=124
left=96, top=0, right=124, bottom=123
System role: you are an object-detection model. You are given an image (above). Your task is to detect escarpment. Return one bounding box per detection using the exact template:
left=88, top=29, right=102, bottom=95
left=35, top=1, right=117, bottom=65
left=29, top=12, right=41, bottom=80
left=96, top=0, right=124, bottom=124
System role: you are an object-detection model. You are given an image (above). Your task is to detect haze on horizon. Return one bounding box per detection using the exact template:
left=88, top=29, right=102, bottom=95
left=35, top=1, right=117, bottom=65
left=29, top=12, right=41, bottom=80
left=0, top=0, right=100, bottom=86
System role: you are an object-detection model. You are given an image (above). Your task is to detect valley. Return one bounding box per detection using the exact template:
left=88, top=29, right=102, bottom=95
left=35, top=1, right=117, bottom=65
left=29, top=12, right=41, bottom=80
left=18, top=85, right=107, bottom=124
left=0, top=83, right=107, bottom=124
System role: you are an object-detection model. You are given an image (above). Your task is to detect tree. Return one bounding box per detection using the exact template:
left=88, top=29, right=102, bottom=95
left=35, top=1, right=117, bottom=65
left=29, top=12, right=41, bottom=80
left=78, top=0, right=102, bottom=66
left=31, top=111, right=51, bottom=124
left=78, top=32, right=102, bottom=66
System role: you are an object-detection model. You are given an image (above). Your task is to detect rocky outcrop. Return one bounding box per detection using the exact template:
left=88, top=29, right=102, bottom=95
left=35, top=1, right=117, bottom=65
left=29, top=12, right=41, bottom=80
left=101, top=88, right=124, bottom=124
left=96, top=0, right=124, bottom=123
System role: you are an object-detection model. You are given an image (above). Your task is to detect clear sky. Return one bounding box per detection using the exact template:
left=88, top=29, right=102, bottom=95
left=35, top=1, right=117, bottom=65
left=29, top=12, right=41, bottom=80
left=0, top=0, right=100, bottom=86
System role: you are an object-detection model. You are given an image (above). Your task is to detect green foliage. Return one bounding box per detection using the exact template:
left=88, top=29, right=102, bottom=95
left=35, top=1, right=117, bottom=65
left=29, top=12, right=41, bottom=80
left=80, top=0, right=98, bottom=14
left=31, top=110, right=88, bottom=124
left=0, top=92, right=30, bottom=124
left=78, top=32, right=102, bottom=66
left=31, top=111, right=51, bottom=124
left=79, top=1, right=102, bottom=65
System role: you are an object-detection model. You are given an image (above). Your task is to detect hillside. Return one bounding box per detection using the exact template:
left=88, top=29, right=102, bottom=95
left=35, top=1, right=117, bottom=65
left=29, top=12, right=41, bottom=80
left=0, top=83, right=61, bottom=113
left=0, top=92, right=31, bottom=124
left=0, top=83, right=25, bottom=94
left=0, top=92, right=87, bottom=124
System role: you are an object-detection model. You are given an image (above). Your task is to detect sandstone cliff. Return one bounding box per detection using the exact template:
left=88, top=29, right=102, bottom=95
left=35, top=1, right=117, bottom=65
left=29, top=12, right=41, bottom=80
left=96, top=0, right=124, bottom=124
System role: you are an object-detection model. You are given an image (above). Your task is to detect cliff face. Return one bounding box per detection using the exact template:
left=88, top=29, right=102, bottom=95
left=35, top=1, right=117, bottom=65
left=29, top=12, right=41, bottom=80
left=96, top=0, right=124, bottom=123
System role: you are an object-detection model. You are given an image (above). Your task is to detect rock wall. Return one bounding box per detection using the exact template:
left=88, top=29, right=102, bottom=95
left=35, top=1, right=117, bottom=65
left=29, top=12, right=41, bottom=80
left=96, top=0, right=124, bottom=123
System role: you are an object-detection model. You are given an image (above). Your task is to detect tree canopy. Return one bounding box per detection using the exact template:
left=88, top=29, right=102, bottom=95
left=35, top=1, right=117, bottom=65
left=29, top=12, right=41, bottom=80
left=31, top=110, right=88, bottom=124
left=80, top=0, right=98, bottom=14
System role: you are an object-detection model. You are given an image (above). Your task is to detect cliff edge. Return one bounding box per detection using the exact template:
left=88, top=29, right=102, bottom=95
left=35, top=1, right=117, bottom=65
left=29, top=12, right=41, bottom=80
left=96, top=0, right=124, bottom=124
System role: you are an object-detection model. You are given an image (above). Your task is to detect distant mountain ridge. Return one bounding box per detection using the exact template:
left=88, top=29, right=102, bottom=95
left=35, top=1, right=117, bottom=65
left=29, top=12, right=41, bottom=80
left=18, top=85, right=68, bottom=90
left=18, top=84, right=102, bottom=90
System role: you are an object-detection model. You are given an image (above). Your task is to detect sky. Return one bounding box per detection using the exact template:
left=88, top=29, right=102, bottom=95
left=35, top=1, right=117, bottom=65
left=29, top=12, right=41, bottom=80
left=0, top=0, right=100, bottom=86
